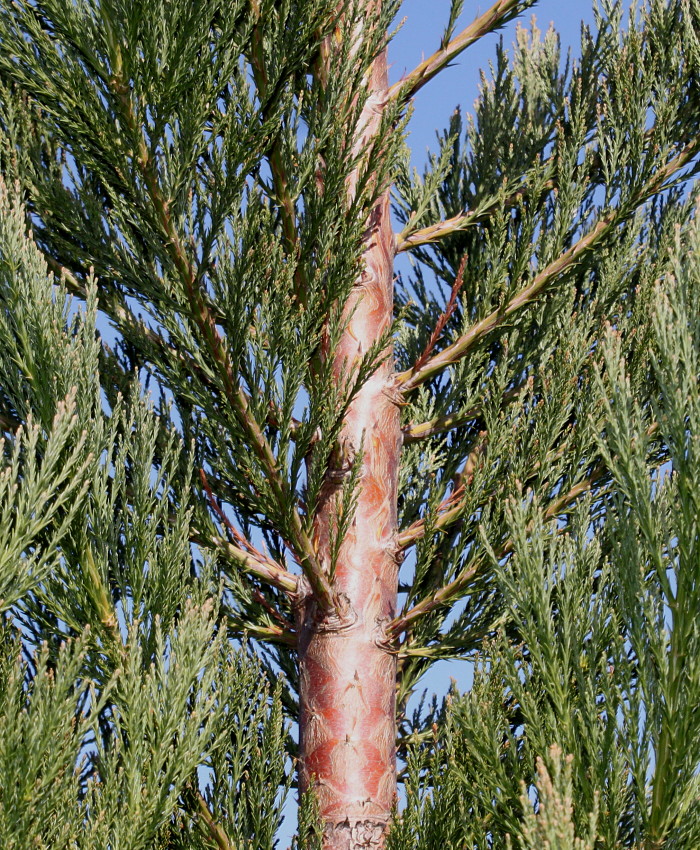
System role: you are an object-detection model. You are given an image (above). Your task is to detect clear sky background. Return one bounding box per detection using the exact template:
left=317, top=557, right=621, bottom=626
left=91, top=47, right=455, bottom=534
left=390, top=0, right=599, bottom=170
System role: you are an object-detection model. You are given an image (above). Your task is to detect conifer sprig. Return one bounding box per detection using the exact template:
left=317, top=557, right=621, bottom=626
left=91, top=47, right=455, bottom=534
left=0, top=0, right=700, bottom=846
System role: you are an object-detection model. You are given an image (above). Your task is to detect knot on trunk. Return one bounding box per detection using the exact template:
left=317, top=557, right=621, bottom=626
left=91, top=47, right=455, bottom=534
left=324, top=818, right=389, bottom=849
left=294, top=582, right=357, bottom=635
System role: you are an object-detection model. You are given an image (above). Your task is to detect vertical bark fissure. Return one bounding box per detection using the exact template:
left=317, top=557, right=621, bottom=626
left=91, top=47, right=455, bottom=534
left=296, top=14, right=401, bottom=850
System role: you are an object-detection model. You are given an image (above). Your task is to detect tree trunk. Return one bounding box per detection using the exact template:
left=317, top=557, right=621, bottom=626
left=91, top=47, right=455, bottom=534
left=296, top=19, right=401, bottom=850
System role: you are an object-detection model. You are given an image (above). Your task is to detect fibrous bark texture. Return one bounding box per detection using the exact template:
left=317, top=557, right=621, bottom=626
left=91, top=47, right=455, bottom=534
left=296, top=28, right=401, bottom=850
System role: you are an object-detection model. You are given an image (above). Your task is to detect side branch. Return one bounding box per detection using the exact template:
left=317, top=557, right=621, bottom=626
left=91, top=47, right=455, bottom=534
left=397, top=484, right=468, bottom=550
left=389, top=0, right=526, bottom=102
left=209, top=535, right=299, bottom=594
left=403, top=385, right=522, bottom=442
left=396, top=184, right=539, bottom=253
left=397, top=209, right=481, bottom=253
left=197, top=470, right=298, bottom=595
left=389, top=463, right=612, bottom=640
left=398, top=215, right=612, bottom=391
left=412, top=253, right=467, bottom=374
left=396, top=128, right=692, bottom=254
left=189, top=525, right=298, bottom=595
left=403, top=408, right=476, bottom=443
left=391, top=418, right=662, bottom=639
left=399, top=135, right=699, bottom=392
left=224, top=612, right=297, bottom=646
left=108, top=58, right=335, bottom=614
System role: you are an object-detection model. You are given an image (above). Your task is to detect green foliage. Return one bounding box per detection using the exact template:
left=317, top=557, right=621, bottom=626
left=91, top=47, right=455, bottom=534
left=291, top=790, right=325, bottom=850
left=0, top=613, right=290, bottom=849
left=0, top=180, right=95, bottom=610
left=0, top=181, right=291, bottom=847
left=513, top=749, right=598, bottom=850
left=0, top=0, right=699, bottom=846
left=389, top=212, right=700, bottom=846
left=393, top=0, right=700, bottom=709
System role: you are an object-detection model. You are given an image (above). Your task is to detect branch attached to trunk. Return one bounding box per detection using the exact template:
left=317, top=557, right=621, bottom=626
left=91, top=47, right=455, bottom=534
left=396, top=184, right=540, bottom=252
left=389, top=556, right=487, bottom=641
left=397, top=208, right=481, bottom=253
left=108, top=58, right=336, bottom=614
left=397, top=433, right=486, bottom=549
left=398, top=214, right=612, bottom=392
left=225, top=613, right=297, bottom=646
left=389, top=462, right=614, bottom=640
left=189, top=520, right=298, bottom=594
left=398, top=497, right=464, bottom=552
left=397, top=125, right=694, bottom=253
left=403, top=385, right=523, bottom=443
left=389, top=0, right=525, bottom=103
left=40, top=179, right=308, bottom=602
left=403, top=408, right=477, bottom=442
left=198, top=469, right=299, bottom=595
left=399, top=136, right=699, bottom=392
left=393, top=418, right=663, bottom=639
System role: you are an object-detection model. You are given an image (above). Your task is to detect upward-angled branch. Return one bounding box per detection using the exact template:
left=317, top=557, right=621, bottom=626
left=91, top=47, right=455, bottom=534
left=389, top=0, right=527, bottom=102
left=395, top=125, right=685, bottom=255
left=38, top=147, right=309, bottom=602
left=107, top=53, right=335, bottom=613
left=198, top=469, right=299, bottom=596
left=204, top=533, right=299, bottom=595
left=399, top=214, right=612, bottom=391
left=389, top=464, right=610, bottom=641
left=396, top=183, right=542, bottom=252
left=403, top=385, right=523, bottom=443
left=397, top=208, right=483, bottom=253
left=391, top=419, right=663, bottom=640
left=398, top=134, right=700, bottom=393
left=412, top=253, right=467, bottom=374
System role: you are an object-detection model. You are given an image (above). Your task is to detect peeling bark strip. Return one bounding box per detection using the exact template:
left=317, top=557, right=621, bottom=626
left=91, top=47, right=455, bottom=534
left=296, top=15, right=401, bottom=850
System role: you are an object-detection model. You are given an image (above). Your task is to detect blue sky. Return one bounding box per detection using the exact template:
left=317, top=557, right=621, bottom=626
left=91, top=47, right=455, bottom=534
left=390, top=0, right=599, bottom=170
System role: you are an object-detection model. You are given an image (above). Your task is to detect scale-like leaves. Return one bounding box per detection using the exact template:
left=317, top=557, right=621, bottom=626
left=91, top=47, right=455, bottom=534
left=389, top=199, right=700, bottom=849
left=0, top=0, right=700, bottom=846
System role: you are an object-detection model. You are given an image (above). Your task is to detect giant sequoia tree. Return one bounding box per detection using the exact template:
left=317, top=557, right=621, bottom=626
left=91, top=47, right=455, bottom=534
left=1, top=0, right=700, bottom=848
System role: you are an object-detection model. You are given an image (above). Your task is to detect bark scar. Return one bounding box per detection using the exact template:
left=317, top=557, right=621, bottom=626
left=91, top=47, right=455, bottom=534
left=372, top=616, right=398, bottom=654
left=295, top=589, right=358, bottom=633
left=324, top=818, right=389, bottom=850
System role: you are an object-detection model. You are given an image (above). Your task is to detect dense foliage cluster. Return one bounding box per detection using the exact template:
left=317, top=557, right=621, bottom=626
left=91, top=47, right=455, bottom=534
left=0, top=0, right=699, bottom=846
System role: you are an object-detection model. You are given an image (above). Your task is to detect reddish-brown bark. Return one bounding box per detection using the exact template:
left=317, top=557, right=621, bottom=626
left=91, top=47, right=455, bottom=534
left=295, top=23, right=402, bottom=850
